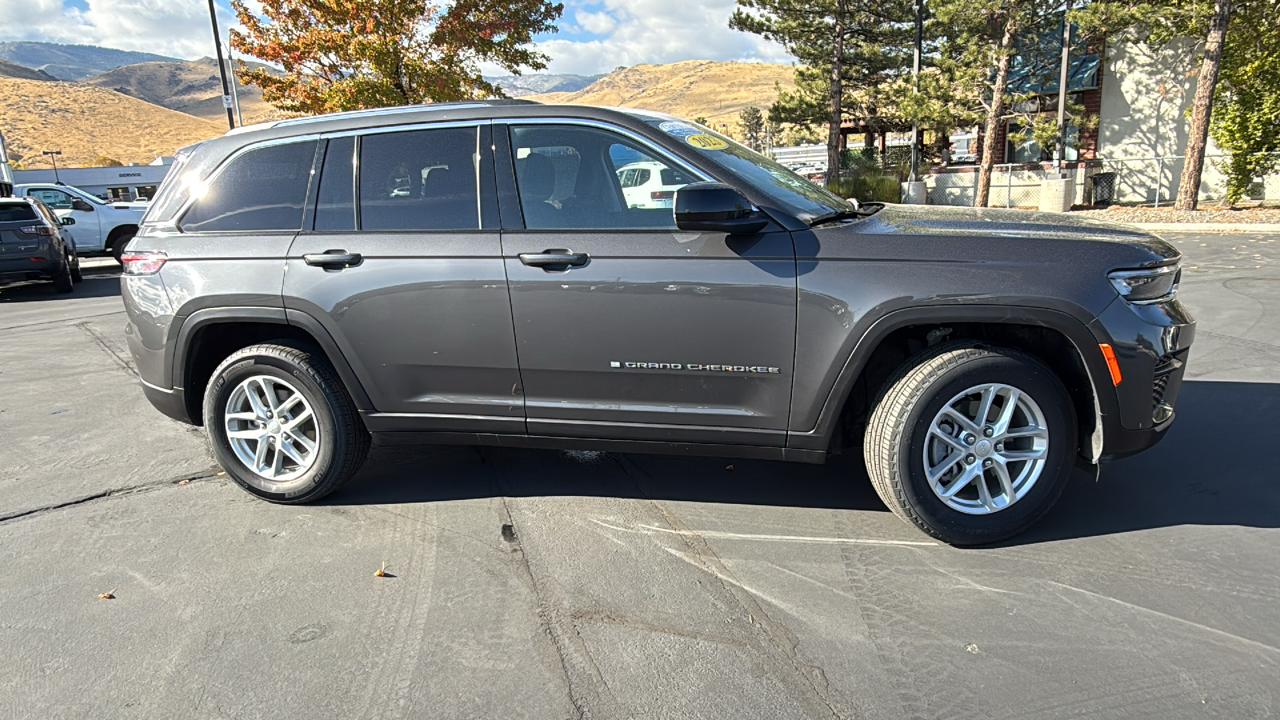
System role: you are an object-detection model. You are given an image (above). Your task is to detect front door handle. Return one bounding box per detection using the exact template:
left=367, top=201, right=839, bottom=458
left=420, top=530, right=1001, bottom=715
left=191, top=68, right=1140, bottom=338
left=303, top=250, right=362, bottom=269
left=518, top=249, right=590, bottom=271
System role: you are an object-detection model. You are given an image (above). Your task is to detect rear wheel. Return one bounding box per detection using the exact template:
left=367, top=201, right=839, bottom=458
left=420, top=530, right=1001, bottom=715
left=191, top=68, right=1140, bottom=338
left=864, top=343, right=1076, bottom=545
left=204, top=342, right=370, bottom=503
left=69, top=251, right=82, bottom=283
left=109, top=232, right=135, bottom=263
left=52, top=257, right=74, bottom=293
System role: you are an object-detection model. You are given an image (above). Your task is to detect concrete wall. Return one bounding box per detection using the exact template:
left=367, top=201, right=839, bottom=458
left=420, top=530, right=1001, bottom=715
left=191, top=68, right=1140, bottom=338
left=1098, top=37, right=1279, bottom=204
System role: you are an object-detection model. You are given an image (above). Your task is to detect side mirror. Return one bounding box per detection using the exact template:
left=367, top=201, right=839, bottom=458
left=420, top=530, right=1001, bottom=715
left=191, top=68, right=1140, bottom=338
left=674, top=182, right=769, bottom=235
left=71, top=199, right=93, bottom=212
left=60, top=217, right=75, bottom=226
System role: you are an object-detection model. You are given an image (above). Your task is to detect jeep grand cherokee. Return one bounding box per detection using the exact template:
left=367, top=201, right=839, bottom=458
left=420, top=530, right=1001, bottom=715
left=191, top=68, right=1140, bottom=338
left=121, top=101, right=1194, bottom=544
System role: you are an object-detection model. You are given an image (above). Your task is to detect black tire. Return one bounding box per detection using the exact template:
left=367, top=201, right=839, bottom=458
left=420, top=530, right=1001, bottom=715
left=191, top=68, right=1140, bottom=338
left=52, top=257, right=74, bottom=293
left=69, top=252, right=83, bottom=283
left=203, top=342, right=370, bottom=503
left=864, top=343, right=1077, bottom=545
left=110, top=232, right=134, bottom=264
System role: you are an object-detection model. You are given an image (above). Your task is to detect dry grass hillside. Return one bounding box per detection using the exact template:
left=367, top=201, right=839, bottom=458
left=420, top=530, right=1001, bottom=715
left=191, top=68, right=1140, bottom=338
left=83, top=59, right=286, bottom=125
left=529, top=60, right=795, bottom=128
left=0, top=59, right=58, bottom=82
left=0, top=77, right=222, bottom=167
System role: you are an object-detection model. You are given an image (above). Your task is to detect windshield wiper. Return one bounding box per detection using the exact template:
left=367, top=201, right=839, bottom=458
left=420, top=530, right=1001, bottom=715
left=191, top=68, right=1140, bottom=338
left=810, top=203, right=883, bottom=226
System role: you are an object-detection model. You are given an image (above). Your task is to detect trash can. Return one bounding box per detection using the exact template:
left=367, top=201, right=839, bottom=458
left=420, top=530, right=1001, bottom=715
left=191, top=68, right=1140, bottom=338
left=1090, top=172, right=1116, bottom=206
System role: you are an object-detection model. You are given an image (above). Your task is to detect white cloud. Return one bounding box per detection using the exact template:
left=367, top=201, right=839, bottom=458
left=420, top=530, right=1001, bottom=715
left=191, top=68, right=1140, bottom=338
left=575, top=9, right=618, bottom=35
left=2, top=0, right=793, bottom=76
left=536, top=0, right=794, bottom=75
left=0, top=0, right=238, bottom=61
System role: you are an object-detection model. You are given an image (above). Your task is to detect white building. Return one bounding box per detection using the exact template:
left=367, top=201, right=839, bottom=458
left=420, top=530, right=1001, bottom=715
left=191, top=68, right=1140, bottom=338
left=13, top=158, right=174, bottom=202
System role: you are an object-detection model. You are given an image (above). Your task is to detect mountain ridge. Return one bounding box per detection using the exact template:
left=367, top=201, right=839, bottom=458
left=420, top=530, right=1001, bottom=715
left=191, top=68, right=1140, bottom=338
left=0, top=41, right=178, bottom=81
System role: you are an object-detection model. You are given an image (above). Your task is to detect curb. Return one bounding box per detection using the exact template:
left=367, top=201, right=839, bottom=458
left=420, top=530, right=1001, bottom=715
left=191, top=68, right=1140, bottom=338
left=1125, top=223, right=1280, bottom=232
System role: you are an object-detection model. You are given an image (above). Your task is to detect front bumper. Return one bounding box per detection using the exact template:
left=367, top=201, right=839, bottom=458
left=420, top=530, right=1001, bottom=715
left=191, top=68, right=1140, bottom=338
left=1089, top=295, right=1195, bottom=459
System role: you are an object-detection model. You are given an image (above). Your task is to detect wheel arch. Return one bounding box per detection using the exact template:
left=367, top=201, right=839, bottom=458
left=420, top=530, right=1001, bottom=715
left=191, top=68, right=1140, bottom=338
left=172, top=308, right=374, bottom=426
left=794, top=305, right=1114, bottom=463
left=107, top=223, right=139, bottom=244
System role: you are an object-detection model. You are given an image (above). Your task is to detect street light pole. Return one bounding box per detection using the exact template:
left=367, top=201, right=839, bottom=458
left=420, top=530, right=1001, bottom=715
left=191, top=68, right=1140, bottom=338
left=1055, top=1, right=1072, bottom=176
left=42, top=150, right=62, bottom=183
left=909, top=0, right=923, bottom=183
left=206, top=0, right=236, bottom=130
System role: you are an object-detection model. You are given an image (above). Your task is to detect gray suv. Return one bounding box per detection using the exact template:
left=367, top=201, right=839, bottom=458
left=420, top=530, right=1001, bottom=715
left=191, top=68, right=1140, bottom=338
left=122, top=101, right=1194, bottom=544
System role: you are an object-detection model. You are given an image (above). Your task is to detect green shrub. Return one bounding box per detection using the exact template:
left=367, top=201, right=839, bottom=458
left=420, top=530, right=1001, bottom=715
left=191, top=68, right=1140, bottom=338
left=826, top=174, right=901, bottom=203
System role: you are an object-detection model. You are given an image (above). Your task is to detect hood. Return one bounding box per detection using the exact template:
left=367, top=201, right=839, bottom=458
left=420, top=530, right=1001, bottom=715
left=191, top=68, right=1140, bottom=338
left=849, top=203, right=1179, bottom=261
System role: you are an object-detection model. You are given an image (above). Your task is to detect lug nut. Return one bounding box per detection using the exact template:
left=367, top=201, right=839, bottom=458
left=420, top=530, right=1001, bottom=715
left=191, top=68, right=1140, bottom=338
left=965, top=454, right=976, bottom=464
left=983, top=459, right=993, bottom=468
left=995, top=443, right=1003, bottom=452
left=983, top=427, right=994, bottom=437
left=963, top=433, right=976, bottom=445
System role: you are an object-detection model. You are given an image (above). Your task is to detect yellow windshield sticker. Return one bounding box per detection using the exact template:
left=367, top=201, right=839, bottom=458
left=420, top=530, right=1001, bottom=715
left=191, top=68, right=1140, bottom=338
left=685, top=134, right=728, bottom=150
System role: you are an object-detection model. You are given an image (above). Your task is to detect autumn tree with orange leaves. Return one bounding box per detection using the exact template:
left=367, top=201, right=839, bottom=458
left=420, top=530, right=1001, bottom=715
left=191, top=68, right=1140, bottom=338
left=230, top=0, right=563, bottom=114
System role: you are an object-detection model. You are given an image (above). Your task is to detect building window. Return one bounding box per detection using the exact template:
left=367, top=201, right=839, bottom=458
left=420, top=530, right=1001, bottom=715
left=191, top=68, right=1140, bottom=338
left=1007, top=121, right=1079, bottom=163
left=108, top=187, right=131, bottom=201
left=135, top=185, right=157, bottom=200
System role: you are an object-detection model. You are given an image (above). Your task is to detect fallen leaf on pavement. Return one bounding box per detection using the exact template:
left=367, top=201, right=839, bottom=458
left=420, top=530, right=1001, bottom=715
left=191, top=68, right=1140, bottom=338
left=98, top=590, right=116, bottom=600
left=374, top=562, right=388, bottom=577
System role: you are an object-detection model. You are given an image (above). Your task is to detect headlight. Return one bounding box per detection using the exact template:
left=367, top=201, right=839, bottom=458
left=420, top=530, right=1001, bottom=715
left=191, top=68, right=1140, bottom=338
left=1108, top=264, right=1180, bottom=304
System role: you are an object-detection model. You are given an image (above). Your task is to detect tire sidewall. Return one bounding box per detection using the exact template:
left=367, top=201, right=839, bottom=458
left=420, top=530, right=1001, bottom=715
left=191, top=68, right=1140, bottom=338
left=204, top=353, right=338, bottom=502
left=895, top=354, right=1076, bottom=543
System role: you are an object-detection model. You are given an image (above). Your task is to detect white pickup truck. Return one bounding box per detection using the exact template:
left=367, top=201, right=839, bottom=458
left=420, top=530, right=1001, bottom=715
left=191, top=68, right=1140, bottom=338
left=13, top=183, right=145, bottom=261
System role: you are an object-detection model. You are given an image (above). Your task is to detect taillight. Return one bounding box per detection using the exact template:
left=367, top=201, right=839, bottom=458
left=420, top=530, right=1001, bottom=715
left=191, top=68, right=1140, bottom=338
left=650, top=191, right=675, bottom=201
left=20, top=225, right=53, bottom=236
left=120, top=251, right=167, bottom=275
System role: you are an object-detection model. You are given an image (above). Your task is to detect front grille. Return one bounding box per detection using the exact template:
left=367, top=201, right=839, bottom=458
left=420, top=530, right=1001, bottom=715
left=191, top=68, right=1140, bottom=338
left=1152, top=372, right=1171, bottom=408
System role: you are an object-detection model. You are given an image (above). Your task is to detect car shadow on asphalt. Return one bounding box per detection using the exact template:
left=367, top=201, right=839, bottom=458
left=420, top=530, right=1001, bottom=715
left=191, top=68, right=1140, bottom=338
left=0, top=269, right=121, bottom=303
left=328, top=379, right=1280, bottom=545
left=1011, top=379, right=1280, bottom=545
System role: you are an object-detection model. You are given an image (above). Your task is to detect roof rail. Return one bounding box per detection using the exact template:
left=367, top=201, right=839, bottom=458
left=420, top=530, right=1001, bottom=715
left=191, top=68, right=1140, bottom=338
left=269, top=99, right=542, bottom=129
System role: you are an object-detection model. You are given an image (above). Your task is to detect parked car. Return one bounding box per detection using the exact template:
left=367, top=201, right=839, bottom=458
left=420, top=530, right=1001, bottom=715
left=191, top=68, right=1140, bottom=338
left=0, top=196, right=81, bottom=292
left=122, top=101, right=1193, bottom=544
left=616, top=160, right=695, bottom=209
left=13, top=182, right=145, bottom=262
left=0, top=129, right=13, bottom=197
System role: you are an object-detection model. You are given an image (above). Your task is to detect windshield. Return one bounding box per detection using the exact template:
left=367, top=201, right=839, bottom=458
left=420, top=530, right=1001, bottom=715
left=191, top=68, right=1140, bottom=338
left=638, top=117, right=851, bottom=222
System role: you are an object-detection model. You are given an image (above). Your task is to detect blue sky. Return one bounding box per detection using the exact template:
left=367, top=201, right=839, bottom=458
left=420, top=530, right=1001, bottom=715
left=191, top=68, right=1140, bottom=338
left=0, top=0, right=794, bottom=75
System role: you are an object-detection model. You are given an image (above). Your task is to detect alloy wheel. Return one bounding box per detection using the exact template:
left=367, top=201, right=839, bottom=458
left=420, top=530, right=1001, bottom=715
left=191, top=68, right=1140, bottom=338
left=923, top=383, right=1049, bottom=514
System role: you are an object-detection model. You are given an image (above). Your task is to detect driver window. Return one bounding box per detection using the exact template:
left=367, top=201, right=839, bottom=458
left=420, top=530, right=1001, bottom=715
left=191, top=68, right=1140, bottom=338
left=509, top=125, right=695, bottom=230
left=29, top=189, right=73, bottom=209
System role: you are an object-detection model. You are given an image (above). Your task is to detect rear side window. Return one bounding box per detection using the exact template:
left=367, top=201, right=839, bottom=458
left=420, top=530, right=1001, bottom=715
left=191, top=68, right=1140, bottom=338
left=0, top=204, right=38, bottom=222
left=314, top=137, right=355, bottom=231
left=358, top=127, right=479, bottom=231
left=180, top=140, right=317, bottom=233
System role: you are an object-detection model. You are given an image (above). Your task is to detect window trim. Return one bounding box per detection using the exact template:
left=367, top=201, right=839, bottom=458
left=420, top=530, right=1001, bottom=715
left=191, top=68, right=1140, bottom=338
left=499, top=118, right=712, bottom=232
left=318, top=121, right=487, bottom=234
left=173, top=135, right=321, bottom=234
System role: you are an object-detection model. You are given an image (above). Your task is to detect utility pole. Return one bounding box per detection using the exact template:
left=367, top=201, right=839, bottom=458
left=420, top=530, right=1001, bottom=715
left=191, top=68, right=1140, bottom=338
left=206, top=0, right=236, bottom=130
left=909, top=0, right=923, bottom=183
left=1054, top=1, right=1072, bottom=175
left=42, top=150, right=62, bottom=183
left=225, top=43, right=244, bottom=127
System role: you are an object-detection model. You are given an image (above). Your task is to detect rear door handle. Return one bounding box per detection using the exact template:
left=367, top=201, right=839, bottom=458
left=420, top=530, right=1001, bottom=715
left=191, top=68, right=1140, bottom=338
left=518, top=249, right=590, bottom=270
left=303, top=250, right=362, bottom=269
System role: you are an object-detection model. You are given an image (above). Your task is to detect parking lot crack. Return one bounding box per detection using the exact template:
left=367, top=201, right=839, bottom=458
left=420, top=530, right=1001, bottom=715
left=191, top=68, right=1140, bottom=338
left=498, top=495, right=620, bottom=719
left=75, top=320, right=138, bottom=378
left=0, top=470, right=220, bottom=525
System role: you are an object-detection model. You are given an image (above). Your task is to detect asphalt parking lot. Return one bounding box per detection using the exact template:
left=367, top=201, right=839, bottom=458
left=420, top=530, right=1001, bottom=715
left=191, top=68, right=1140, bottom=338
left=1, top=232, right=1277, bottom=719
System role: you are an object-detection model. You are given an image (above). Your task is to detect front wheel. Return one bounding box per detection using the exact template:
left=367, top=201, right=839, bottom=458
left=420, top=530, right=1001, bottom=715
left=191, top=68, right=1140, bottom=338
left=864, top=344, right=1077, bottom=545
left=203, top=342, right=370, bottom=503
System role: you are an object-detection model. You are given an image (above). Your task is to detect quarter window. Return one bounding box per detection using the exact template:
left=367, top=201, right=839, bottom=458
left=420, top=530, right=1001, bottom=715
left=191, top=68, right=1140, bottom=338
left=509, top=125, right=695, bottom=230
left=358, top=127, right=479, bottom=231
left=180, top=140, right=316, bottom=233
